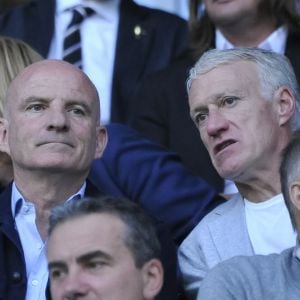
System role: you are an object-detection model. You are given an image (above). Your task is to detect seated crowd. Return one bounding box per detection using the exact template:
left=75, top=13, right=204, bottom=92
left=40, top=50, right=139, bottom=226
left=1, top=0, right=300, bottom=299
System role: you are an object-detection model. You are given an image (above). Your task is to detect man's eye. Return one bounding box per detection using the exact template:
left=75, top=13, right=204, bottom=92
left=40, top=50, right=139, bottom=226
left=86, top=261, right=106, bottom=270
left=222, top=97, right=238, bottom=107
left=26, top=104, right=45, bottom=112
left=69, top=107, right=85, bottom=116
left=49, top=269, right=65, bottom=280
left=194, top=112, right=208, bottom=125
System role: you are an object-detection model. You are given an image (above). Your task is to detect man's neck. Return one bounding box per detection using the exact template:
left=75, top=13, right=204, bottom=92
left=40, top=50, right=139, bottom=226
left=234, top=145, right=284, bottom=203
left=14, top=170, right=87, bottom=209
left=13, top=170, right=87, bottom=240
left=236, top=176, right=281, bottom=203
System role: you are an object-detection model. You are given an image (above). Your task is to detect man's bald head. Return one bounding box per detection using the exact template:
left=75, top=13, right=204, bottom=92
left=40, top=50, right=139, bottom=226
left=4, top=59, right=100, bottom=121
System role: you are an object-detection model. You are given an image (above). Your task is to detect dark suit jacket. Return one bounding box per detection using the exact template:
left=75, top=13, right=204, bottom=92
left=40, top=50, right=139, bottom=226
left=131, top=31, right=300, bottom=191
left=0, top=0, right=188, bottom=123
left=0, top=179, right=180, bottom=300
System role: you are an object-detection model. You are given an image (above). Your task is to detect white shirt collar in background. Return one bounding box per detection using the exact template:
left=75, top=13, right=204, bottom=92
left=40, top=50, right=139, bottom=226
left=215, top=25, right=288, bottom=54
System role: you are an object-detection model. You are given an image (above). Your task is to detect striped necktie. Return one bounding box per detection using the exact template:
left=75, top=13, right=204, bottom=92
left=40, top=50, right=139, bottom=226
left=63, top=7, right=94, bottom=69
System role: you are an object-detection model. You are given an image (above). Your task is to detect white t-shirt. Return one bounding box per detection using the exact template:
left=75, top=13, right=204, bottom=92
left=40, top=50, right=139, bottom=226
left=244, top=194, right=296, bottom=255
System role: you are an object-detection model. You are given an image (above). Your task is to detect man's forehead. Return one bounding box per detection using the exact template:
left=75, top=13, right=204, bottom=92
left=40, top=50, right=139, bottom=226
left=7, top=60, right=99, bottom=107
left=199, top=60, right=256, bottom=79
left=48, top=214, right=128, bottom=258
left=52, top=213, right=127, bottom=239
left=15, top=61, right=84, bottom=85
left=190, top=61, right=257, bottom=95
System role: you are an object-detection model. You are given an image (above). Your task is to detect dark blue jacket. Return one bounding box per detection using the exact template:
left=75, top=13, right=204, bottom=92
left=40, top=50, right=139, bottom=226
left=90, top=123, right=224, bottom=245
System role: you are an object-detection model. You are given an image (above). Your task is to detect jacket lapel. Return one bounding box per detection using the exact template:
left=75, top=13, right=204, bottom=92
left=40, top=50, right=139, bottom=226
left=85, top=179, right=105, bottom=198
left=208, top=194, right=254, bottom=260
left=0, top=184, right=24, bottom=252
left=111, top=0, right=154, bottom=121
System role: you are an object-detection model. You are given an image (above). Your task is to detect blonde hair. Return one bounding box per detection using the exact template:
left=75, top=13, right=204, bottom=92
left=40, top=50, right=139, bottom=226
left=0, top=36, right=42, bottom=116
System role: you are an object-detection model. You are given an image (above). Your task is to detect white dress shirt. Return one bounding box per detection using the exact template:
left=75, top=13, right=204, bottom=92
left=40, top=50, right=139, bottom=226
left=12, top=181, right=86, bottom=300
left=48, top=0, right=120, bottom=124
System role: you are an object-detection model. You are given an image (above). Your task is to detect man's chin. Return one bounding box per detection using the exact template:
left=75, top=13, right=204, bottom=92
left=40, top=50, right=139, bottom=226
left=29, top=161, right=75, bottom=172
left=214, top=163, right=241, bottom=181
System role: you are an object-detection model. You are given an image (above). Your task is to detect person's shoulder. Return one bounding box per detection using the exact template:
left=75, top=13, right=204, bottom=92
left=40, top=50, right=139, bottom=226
left=211, top=248, right=291, bottom=280
left=179, top=195, right=241, bottom=249
left=195, top=193, right=242, bottom=227
left=199, top=248, right=296, bottom=299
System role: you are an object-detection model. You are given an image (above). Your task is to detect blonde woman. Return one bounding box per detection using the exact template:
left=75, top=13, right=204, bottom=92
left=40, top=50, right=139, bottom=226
left=0, top=36, right=42, bottom=188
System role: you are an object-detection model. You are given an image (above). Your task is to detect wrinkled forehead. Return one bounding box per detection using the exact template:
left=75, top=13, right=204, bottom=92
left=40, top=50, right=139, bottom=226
left=47, top=213, right=129, bottom=257
left=5, top=60, right=100, bottom=116
left=190, top=61, right=258, bottom=93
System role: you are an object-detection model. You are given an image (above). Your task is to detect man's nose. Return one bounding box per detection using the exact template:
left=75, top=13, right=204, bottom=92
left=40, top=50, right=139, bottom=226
left=206, top=109, right=229, bottom=137
left=46, top=106, right=70, bottom=132
left=61, top=271, right=89, bottom=300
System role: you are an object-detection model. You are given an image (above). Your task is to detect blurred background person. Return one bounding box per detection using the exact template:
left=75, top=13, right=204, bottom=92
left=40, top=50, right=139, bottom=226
left=0, top=0, right=188, bottom=124
left=0, top=36, right=42, bottom=190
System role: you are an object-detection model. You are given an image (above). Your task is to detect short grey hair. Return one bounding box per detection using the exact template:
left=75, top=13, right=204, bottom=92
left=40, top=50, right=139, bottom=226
left=48, top=196, right=161, bottom=268
left=187, top=48, right=300, bottom=131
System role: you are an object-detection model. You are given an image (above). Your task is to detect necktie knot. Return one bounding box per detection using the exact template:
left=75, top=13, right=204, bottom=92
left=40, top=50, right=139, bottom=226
left=68, top=6, right=94, bottom=27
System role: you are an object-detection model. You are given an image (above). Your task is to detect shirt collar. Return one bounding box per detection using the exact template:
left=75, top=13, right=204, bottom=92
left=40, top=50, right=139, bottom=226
left=215, top=25, right=288, bottom=54
left=258, top=26, right=288, bottom=54
left=56, top=0, right=120, bottom=21
left=11, top=181, right=86, bottom=218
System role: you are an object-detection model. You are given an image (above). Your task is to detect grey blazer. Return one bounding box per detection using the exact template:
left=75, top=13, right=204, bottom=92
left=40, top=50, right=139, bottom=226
left=178, top=194, right=254, bottom=299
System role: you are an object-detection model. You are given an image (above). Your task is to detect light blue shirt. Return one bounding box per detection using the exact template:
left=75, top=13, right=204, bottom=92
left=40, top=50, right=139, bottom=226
left=11, top=181, right=86, bottom=300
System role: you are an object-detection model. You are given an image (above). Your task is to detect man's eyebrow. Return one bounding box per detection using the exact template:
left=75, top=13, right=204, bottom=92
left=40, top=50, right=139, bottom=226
left=22, top=96, right=50, bottom=105
left=48, top=261, right=67, bottom=270
left=76, top=250, right=113, bottom=264
left=65, top=101, right=92, bottom=112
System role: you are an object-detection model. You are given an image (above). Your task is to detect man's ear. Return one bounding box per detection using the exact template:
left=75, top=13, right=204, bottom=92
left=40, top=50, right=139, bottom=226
left=94, top=125, right=107, bottom=159
left=0, top=118, right=10, bottom=155
left=290, top=181, right=300, bottom=211
left=273, top=86, right=295, bottom=127
left=141, top=259, right=164, bottom=300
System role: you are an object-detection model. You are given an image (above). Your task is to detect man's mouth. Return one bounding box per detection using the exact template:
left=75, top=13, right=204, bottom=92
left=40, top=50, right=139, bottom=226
left=37, top=141, right=74, bottom=148
left=214, top=140, right=236, bottom=155
left=213, top=0, right=233, bottom=4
